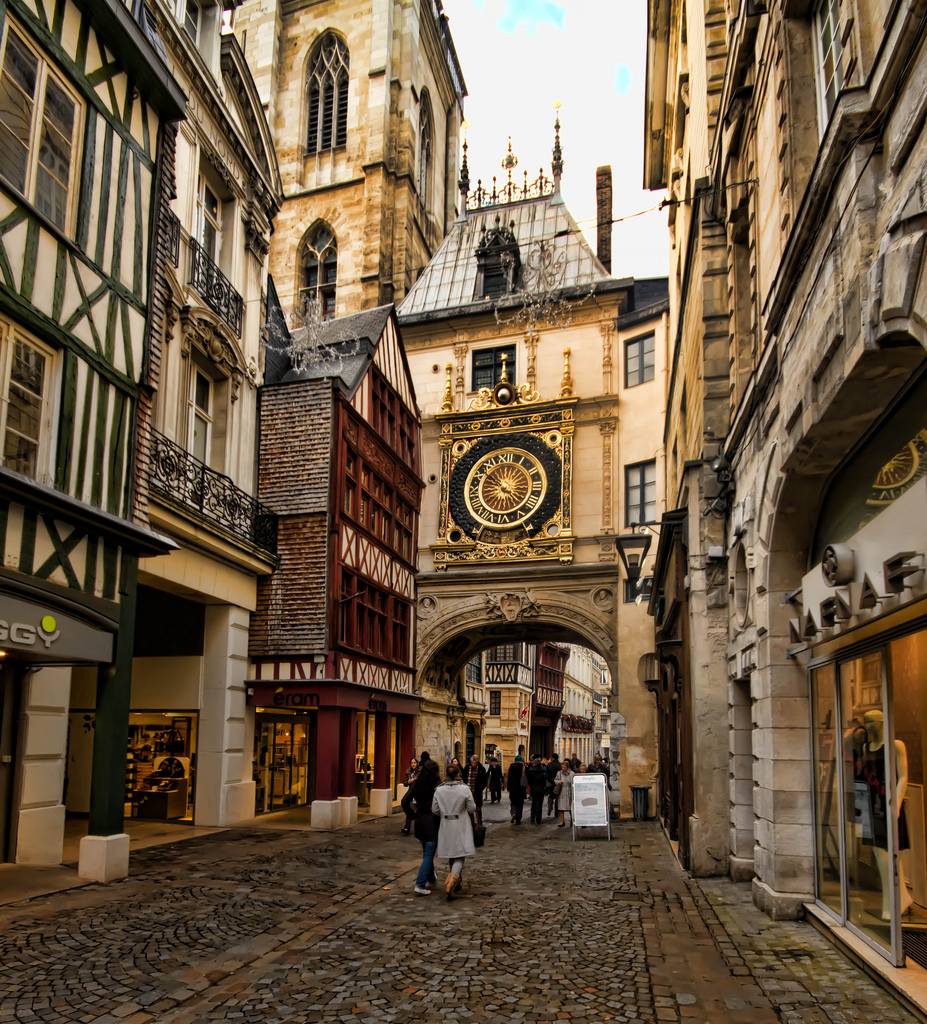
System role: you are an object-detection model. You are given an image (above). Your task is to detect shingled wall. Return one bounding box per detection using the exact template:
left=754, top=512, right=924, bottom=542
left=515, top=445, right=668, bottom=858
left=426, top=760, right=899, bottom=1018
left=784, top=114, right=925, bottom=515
left=251, top=379, right=333, bottom=656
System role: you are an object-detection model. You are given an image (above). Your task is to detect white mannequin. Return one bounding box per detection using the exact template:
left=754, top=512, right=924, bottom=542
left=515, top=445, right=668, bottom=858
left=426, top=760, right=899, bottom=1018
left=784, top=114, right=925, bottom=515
left=863, top=710, right=913, bottom=920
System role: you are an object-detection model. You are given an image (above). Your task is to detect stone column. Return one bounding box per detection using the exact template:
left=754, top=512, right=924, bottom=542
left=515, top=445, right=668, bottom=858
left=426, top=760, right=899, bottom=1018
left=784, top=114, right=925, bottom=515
left=15, top=666, right=70, bottom=866
left=311, top=706, right=342, bottom=829
left=369, top=712, right=393, bottom=817
left=337, top=709, right=358, bottom=825
left=194, top=605, right=254, bottom=827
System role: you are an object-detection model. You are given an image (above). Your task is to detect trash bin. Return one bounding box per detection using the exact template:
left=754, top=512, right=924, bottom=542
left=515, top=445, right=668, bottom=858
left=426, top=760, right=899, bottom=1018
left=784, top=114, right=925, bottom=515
left=631, top=785, right=650, bottom=821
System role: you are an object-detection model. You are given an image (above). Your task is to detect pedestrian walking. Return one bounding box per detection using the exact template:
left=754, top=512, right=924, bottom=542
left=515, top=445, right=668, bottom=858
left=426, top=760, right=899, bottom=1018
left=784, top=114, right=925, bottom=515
left=555, top=759, right=575, bottom=827
left=463, top=755, right=487, bottom=827
left=432, top=763, right=477, bottom=900
left=487, top=758, right=503, bottom=803
left=570, top=752, right=580, bottom=770
left=525, top=756, right=547, bottom=824
left=591, top=754, right=612, bottom=788
left=506, top=754, right=527, bottom=824
left=400, top=759, right=441, bottom=895
left=546, top=754, right=561, bottom=816
left=400, top=756, right=418, bottom=835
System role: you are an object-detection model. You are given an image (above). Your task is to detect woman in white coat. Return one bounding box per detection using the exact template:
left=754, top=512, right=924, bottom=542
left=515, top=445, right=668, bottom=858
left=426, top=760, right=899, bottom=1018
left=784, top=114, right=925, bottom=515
left=432, top=763, right=477, bottom=900
left=555, top=760, right=575, bottom=827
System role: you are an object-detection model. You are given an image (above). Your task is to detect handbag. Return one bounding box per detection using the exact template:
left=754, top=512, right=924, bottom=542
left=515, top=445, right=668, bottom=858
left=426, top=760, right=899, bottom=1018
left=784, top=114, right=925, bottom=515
left=473, top=824, right=486, bottom=847
left=519, top=770, right=529, bottom=790
left=553, top=781, right=563, bottom=797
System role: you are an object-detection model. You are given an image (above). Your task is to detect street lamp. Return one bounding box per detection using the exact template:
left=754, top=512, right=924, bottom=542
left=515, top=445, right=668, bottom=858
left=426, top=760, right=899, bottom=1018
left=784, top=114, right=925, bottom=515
left=615, top=526, right=652, bottom=584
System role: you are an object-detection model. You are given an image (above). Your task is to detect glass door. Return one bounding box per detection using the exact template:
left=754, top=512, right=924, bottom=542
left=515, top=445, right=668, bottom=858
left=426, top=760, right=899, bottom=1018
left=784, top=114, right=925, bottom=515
left=254, top=718, right=311, bottom=813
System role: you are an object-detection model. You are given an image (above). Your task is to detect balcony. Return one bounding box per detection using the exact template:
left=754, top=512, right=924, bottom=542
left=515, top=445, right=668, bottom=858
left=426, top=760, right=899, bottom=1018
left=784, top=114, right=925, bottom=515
left=149, top=430, right=277, bottom=556
left=165, top=210, right=181, bottom=268
left=189, top=239, right=243, bottom=337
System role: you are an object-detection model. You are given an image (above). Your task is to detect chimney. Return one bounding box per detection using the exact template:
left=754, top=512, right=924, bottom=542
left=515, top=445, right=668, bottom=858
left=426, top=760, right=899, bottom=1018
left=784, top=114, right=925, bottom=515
left=596, top=165, right=612, bottom=274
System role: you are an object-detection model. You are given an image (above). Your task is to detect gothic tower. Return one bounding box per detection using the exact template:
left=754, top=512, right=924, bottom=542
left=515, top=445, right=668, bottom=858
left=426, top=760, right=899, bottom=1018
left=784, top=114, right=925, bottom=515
left=234, top=0, right=466, bottom=318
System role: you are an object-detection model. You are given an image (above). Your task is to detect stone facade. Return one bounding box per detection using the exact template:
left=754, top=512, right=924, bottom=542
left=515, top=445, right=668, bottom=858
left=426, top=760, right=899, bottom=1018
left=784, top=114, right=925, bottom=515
left=645, top=0, right=927, bottom=968
left=233, top=0, right=465, bottom=316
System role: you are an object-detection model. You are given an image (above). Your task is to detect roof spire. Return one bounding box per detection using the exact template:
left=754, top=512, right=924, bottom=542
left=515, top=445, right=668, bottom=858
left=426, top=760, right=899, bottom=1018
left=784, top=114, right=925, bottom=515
left=457, top=120, right=470, bottom=218
left=551, top=101, right=563, bottom=197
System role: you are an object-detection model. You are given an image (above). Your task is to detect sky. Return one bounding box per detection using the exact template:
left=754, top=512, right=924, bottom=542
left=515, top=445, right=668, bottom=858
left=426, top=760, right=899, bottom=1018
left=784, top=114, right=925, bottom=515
left=441, top=0, right=669, bottom=281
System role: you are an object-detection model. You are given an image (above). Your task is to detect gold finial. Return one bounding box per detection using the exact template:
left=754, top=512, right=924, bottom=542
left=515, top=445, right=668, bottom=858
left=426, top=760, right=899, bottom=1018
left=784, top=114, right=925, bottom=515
left=500, top=352, right=509, bottom=383
left=559, top=347, right=575, bottom=397
left=441, top=363, right=454, bottom=412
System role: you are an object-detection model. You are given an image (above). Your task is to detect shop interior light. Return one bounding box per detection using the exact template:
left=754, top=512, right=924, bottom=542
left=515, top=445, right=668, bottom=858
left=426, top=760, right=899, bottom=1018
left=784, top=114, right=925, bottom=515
left=0, top=650, right=6, bottom=657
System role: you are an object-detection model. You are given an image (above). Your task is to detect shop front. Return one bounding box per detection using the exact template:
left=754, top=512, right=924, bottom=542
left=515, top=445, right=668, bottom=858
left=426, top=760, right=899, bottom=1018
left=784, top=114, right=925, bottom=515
left=802, top=457, right=927, bottom=967
left=246, top=678, right=418, bottom=828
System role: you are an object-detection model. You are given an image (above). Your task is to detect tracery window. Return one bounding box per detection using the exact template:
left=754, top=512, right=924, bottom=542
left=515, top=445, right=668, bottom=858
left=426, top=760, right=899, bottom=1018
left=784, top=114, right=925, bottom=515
left=306, top=33, right=349, bottom=155
left=417, top=91, right=432, bottom=203
left=299, top=224, right=337, bottom=319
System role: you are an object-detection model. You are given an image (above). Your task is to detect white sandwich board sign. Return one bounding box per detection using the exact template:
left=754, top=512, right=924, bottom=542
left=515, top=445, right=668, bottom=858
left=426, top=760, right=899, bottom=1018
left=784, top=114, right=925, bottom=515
left=571, top=773, right=612, bottom=840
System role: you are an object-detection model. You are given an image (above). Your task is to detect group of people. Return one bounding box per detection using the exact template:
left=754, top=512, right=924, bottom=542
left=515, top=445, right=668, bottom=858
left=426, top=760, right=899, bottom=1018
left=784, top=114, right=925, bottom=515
left=399, top=749, right=613, bottom=900
left=504, top=752, right=611, bottom=827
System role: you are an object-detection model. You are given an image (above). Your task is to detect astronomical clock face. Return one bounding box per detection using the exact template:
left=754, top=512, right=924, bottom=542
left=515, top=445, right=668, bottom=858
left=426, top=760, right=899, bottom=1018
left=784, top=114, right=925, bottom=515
left=448, top=433, right=562, bottom=539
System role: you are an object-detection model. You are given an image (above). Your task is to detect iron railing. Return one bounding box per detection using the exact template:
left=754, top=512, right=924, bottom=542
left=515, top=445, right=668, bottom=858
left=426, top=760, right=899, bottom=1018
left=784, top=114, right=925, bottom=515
left=150, top=430, right=277, bottom=554
left=165, top=209, right=181, bottom=267
left=189, top=239, right=243, bottom=337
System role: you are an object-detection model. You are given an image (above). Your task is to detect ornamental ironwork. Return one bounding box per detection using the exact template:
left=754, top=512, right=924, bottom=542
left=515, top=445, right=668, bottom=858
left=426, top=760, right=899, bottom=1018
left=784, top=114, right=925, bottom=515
left=466, top=170, right=555, bottom=211
left=189, top=239, right=243, bottom=338
left=150, top=430, right=277, bottom=555
left=165, top=209, right=181, bottom=268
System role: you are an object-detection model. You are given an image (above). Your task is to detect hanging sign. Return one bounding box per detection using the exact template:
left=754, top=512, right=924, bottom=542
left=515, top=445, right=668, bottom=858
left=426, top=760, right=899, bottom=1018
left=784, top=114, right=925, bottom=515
left=571, top=773, right=612, bottom=840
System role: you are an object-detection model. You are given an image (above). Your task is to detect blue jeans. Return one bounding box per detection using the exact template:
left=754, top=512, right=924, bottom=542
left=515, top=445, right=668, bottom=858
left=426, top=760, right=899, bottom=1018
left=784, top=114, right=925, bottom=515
left=415, top=841, right=438, bottom=887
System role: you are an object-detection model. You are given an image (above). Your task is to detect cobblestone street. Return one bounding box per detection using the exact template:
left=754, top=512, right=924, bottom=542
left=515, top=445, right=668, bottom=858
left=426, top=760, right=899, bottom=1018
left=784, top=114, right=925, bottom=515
left=0, top=805, right=917, bottom=1024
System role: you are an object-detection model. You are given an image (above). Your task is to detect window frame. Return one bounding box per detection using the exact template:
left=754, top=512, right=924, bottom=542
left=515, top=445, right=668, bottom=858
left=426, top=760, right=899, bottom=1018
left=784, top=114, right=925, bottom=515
left=813, top=0, right=844, bottom=130
left=489, top=690, right=501, bottom=716
left=0, top=20, right=84, bottom=237
left=417, top=92, right=432, bottom=205
left=625, top=459, right=657, bottom=526
left=625, top=333, right=655, bottom=388
left=299, top=223, right=337, bottom=320
left=195, top=175, right=222, bottom=263
left=0, top=319, right=57, bottom=484
left=471, top=345, right=516, bottom=391
left=305, top=32, right=349, bottom=156
left=189, top=364, right=213, bottom=466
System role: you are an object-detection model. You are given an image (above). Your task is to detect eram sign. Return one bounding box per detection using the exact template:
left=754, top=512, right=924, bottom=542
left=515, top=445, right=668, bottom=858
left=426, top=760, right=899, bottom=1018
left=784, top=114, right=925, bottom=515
left=272, top=688, right=319, bottom=708
left=0, top=614, right=60, bottom=648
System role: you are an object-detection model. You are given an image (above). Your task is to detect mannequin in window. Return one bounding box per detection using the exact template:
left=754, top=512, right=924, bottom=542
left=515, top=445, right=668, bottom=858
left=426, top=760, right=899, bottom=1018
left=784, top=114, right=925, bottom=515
left=854, top=710, right=913, bottom=920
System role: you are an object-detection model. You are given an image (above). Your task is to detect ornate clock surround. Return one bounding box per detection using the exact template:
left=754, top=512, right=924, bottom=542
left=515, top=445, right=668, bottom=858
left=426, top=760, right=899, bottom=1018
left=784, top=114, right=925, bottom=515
left=433, top=395, right=576, bottom=569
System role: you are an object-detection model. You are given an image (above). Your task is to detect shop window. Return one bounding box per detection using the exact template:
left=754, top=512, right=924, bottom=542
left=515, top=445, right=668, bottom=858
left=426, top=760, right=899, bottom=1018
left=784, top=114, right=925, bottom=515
left=0, top=324, right=54, bottom=482
left=305, top=32, right=349, bottom=155
left=472, top=346, right=516, bottom=390
left=625, top=333, right=655, bottom=387
left=625, top=460, right=657, bottom=526
left=0, top=22, right=82, bottom=234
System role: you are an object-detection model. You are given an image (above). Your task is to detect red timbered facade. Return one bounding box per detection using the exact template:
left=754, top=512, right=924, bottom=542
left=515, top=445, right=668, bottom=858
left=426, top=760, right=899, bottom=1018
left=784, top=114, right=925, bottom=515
left=250, top=306, right=423, bottom=828
left=530, top=642, right=568, bottom=756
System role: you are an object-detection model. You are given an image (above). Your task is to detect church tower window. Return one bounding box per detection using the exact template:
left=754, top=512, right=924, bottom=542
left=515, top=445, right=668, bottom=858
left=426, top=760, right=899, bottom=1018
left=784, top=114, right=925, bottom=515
left=299, top=223, right=337, bottom=319
left=306, top=33, right=349, bottom=155
left=418, top=91, right=432, bottom=204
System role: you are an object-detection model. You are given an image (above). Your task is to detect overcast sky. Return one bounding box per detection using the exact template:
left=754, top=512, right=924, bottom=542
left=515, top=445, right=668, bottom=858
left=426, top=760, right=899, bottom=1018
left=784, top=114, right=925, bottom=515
left=441, top=0, right=669, bottom=281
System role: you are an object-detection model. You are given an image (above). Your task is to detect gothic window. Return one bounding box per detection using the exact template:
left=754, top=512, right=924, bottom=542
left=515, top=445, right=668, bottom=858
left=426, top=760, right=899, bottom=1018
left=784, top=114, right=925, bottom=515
left=417, top=91, right=432, bottom=203
left=814, top=0, right=843, bottom=125
left=299, top=224, right=337, bottom=319
left=0, top=22, right=82, bottom=234
left=306, top=33, right=349, bottom=155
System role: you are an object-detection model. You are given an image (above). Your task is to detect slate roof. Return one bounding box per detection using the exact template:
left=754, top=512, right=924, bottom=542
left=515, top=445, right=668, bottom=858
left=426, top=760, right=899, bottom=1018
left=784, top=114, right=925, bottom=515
left=398, top=193, right=621, bottom=321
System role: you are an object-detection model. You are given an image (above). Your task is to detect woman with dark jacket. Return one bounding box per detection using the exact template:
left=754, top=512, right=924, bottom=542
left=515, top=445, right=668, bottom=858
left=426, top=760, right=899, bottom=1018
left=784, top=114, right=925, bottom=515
left=400, top=759, right=441, bottom=895
left=525, top=756, right=548, bottom=824
left=506, top=754, right=527, bottom=825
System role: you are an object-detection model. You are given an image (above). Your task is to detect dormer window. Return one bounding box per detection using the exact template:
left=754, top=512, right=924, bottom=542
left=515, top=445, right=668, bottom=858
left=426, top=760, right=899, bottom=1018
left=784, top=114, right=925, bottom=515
left=474, top=216, right=520, bottom=300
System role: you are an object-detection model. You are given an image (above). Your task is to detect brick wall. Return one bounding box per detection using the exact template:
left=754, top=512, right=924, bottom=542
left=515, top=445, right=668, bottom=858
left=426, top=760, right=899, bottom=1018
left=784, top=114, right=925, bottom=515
left=258, top=379, right=333, bottom=514
left=250, top=513, right=330, bottom=656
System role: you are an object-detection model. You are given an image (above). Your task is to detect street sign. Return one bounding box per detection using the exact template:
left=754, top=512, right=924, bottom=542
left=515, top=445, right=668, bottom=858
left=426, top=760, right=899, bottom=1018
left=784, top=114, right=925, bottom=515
left=571, top=773, right=612, bottom=840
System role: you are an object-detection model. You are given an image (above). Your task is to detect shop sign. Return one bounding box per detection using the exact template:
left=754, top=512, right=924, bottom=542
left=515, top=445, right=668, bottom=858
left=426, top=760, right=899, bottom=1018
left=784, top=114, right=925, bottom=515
left=369, top=698, right=387, bottom=712
left=571, top=773, right=612, bottom=840
left=0, top=593, right=113, bottom=662
left=272, top=687, right=319, bottom=708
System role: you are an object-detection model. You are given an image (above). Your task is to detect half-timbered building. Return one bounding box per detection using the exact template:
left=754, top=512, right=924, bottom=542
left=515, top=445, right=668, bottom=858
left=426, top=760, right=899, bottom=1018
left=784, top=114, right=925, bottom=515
left=253, top=305, right=422, bottom=828
left=0, top=0, right=184, bottom=877
left=62, top=0, right=283, bottom=833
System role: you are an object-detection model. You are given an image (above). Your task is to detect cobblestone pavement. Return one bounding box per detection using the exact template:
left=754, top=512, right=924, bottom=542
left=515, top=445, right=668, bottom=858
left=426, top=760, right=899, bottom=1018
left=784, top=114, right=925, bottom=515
left=0, top=803, right=917, bottom=1024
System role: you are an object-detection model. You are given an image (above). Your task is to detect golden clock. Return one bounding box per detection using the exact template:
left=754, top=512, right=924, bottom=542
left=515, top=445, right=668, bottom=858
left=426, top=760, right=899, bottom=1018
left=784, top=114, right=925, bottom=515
left=448, top=432, right=561, bottom=538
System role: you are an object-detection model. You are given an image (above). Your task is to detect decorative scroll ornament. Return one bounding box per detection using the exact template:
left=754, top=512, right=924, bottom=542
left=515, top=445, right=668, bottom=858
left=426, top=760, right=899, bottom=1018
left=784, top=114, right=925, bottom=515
left=485, top=591, right=540, bottom=622
left=467, top=353, right=540, bottom=410
left=286, top=294, right=358, bottom=375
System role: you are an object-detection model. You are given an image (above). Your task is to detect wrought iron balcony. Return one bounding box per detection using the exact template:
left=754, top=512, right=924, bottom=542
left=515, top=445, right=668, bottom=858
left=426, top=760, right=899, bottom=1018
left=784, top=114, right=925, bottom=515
left=165, top=209, right=181, bottom=267
left=149, top=430, right=277, bottom=555
left=189, top=239, right=243, bottom=337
